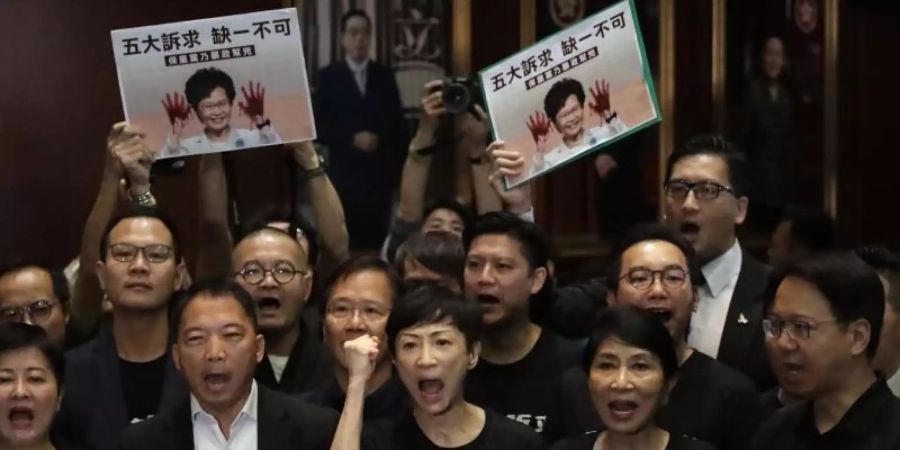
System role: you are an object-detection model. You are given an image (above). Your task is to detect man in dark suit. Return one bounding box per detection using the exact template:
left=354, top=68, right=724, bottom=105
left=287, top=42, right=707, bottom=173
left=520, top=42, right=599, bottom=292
left=56, top=208, right=189, bottom=450
left=120, top=277, right=341, bottom=450
left=314, top=9, right=409, bottom=250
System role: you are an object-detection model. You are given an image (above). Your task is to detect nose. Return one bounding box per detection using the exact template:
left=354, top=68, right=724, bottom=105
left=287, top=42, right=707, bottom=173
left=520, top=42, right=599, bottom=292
left=11, top=378, right=29, bottom=399
left=345, top=310, right=368, bottom=331
left=647, top=275, right=668, bottom=299
left=773, top=329, right=799, bottom=351
left=610, top=367, right=633, bottom=390
left=258, top=271, right=279, bottom=289
left=22, top=314, right=35, bottom=326
left=476, top=265, right=496, bottom=286
left=128, top=251, right=150, bottom=274
left=205, top=336, right=226, bottom=361
left=680, top=190, right=700, bottom=213
left=417, top=343, right=438, bottom=368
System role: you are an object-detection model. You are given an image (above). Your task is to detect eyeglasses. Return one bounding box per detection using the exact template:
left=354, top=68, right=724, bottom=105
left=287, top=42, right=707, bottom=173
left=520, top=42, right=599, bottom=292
left=762, top=317, right=839, bottom=340
left=198, top=100, right=230, bottom=114
left=664, top=180, right=735, bottom=201
left=108, top=243, right=173, bottom=263
left=234, top=263, right=306, bottom=285
left=619, top=267, right=689, bottom=290
left=326, top=302, right=390, bottom=322
left=0, top=300, right=56, bottom=324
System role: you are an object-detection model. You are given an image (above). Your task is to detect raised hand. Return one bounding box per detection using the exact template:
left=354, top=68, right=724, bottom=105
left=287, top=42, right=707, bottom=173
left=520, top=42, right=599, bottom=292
left=107, top=122, right=154, bottom=192
left=238, top=81, right=266, bottom=126
left=588, top=79, right=612, bottom=120
left=161, top=92, right=191, bottom=136
left=343, top=335, right=380, bottom=382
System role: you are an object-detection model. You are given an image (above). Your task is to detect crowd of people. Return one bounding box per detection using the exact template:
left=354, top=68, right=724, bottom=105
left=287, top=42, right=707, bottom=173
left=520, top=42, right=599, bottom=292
left=1, top=8, right=899, bottom=450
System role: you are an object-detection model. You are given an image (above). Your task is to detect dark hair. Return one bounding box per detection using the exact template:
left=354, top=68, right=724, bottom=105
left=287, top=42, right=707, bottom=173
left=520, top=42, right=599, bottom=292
left=340, top=8, right=372, bottom=33
left=664, top=134, right=750, bottom=197
left=0, top=323, right=64, bottom=390
left=764, top=252, right=885, bottom=359
left=170, top=277, right=257, bottom=342
left=423, top=199, right=476, bottom=234
left=544, top=78, right=585, bottom=122
left=855, top=246, right=900, bottom=312
left=322, top=256, right=402, bottom=309
left=0, top=259, right=70, bottom=307
left=782, top=208, right=836, bottom=252
left=100, top=206, right=182, bottom=262
left=240, top=207, right=320, bottom=265
left=605, top=223, right=701, bottom=292
left=463, top=212, right=550, bottom=271
left=387, top=284, right=482, bottom=352
left=395, top=231, right=465, bottom=287
left=582, top=306, right=679, bottom=381
left=184, top=67, right=236, bottom=110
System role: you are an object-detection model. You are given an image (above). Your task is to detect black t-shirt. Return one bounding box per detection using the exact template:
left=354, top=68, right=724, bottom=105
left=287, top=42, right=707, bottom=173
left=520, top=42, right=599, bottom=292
left=118, top=354, right=166, bottom=423
left=552, top=351, right=763, bottom=450
left=391, top=408, right=547, bottom=450
left=749, top=379, right=900, bottom=450
left=302, top=373, right=410, bottom=441
left=551, top=431, right=717, bottom=450
left=465, top=329, right=582, bottom=436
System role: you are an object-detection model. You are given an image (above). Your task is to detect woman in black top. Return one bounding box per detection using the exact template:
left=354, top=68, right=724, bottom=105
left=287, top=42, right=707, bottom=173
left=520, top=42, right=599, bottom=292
left=552, top=307, right=716, bottom=450
left=331, top=285, right=545, bottom=450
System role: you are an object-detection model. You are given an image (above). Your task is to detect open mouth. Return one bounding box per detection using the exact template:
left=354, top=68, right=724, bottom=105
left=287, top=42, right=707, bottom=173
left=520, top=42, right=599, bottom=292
left=257, top=297, right=282, bottom=312
left=679, top=222, right=701, bottom=238
left=203, top=373, right=231, bottom=392
left=8, top=407, right=34, bottom=428
left=418, top=379, right=445, bottom=404
left=647, top=307, right=673, bottom=322
left=608, top=400, right=638, bottom=419
left=476, top=295, right=500, bottom=306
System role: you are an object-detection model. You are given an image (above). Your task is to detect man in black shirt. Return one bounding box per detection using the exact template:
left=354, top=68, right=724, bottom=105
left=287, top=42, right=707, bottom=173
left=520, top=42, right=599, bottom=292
left=749, top=252, right=900, bottom=450
left=57, top=208, right=188, bottom=450
left=302, top=256, right=408, bottom=440
left=553, top=223, right=764, bottom=450
left=232, top=226, right=331, bottom=393
left=462, top=212, right=582, bottom=437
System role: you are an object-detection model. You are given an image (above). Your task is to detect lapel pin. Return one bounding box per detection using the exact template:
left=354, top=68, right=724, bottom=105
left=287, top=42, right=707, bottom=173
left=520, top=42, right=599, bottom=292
left=738, top=313, right=749, bottom=325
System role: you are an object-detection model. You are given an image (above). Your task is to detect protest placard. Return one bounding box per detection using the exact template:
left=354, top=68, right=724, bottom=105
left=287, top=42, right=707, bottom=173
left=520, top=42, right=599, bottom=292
left=479, top=0, right=660, bottom=188
left=111, top=8, right=315, bottom=159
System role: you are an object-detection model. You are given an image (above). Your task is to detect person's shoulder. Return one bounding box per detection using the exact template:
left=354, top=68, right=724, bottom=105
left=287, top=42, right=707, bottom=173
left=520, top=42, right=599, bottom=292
left=550, top=432, right=597, bottom=450
left=749, top=401, right=805, bottom=448
left=686, top=351, right=758, bottom=393
left=118, top=410, right=177, bottom=449
left=540, top=329, right=586, bottom=367
left=668, top=433, right=718, bottom=450
left=267, top=386, right=340, bottom=426
left=484, top=409, right=547, bottom=449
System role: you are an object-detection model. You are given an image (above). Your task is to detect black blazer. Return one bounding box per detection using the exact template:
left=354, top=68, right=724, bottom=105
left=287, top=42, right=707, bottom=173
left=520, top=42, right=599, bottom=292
left=119, top=385, right=342, bottom=450
left=55, top=327, right=187, bottom=450
left=254, top=320, right=332, bottom=394
left=313, top=59, right=408, bottom=193
left=716, top=249, right=776, bottom=390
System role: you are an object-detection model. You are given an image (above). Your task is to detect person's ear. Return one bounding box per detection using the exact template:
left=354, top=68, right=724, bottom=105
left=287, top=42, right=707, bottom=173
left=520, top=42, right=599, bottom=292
left=848, top=319, right=872, bottom=357
left=468, top=342, right=482, bottom=370
left=607, top=290, right=619, bottom=306
left=95, top=260, right=107, bottom=293
left=255, top=334, right=266, bottom=363
left=173, top=260, right=188, bottom=291
left=734, top=196, right=749, bottom=226
left=56, top=388, right=64, bottom=412
left=172, top=343, right=182, bottom=372
left=301, top=270, right=314, bottom=302
left=530, top=266, right=549, bottom=295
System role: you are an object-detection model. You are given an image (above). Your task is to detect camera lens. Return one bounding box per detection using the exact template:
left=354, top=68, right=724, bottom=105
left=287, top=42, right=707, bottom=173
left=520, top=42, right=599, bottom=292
left=442, top=82, right=472, bottom=114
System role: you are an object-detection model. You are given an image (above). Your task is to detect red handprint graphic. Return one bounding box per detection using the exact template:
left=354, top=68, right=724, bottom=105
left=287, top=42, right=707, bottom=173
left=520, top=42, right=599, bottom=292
left=588, top=79, right=613, bottom=122
left=161, top=92, right=191, bottom=135
left=526, top=111, right=552, bottom=144
left=239, top=81, right=267, bottom=128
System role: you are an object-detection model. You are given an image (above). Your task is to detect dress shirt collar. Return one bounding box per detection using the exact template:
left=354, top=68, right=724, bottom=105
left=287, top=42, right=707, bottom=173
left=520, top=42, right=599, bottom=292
left=701, top=239, right=742, bottom=297
left=191, top=379, right=258, bottom=424
left=345, top=56, right=369, bottom=74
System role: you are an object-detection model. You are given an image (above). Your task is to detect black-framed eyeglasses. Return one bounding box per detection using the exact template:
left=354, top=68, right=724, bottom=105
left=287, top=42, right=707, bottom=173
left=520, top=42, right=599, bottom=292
left=108, top=243, right=173, bottom=263
left=0, top=300, right=56, bottom=324
left=664, top=180, right=736, bottom=201
left=762, top=317, right=839, bottom=340
left=233, top=263, right=307, bottom=285
left=619, top=267, right=689, bottom=290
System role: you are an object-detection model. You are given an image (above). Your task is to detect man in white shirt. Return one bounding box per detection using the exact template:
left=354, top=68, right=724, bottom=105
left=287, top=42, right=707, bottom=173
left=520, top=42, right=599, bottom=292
left=161, top=67, right=281, bottom=158
left=119, top=277, right=341, bottom=450
left=531, top=77, right=627, bottom=174
left=662, top=134, right=775, bottom=389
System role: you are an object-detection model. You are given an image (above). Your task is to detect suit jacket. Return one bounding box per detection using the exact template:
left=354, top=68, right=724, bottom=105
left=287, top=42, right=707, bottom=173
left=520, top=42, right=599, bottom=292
left=715, top=249, right=777, bottom=390
left=56, top=327, right=188, bottom=450
left=313, top=59, right=409, bottom=194
left=119, top=385, right=342, bottom=450
left=255, top=319, right=332, bottom=394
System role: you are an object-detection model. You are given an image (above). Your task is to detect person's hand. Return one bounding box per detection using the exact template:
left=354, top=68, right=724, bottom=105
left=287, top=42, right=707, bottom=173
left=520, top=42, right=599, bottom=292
left=419, top=80, right=446, bottom=134
left=289, top=141, right=320, bottom=171
left=458, top=104, right=491, bottom=158
left=486, top=140, right=532, bottom=214
left=594, top=153, right=618, bottom=179
left=107, top=122, right=154, bottom=194
left=588, top=79, right=612, bottom=120
left=238, top=81, right=267, bottom=127
left=161, top=93, right=191, bottom=138
left=343, top=335, right=380, bottom=383
left=353, top=131, right=379, bottom=152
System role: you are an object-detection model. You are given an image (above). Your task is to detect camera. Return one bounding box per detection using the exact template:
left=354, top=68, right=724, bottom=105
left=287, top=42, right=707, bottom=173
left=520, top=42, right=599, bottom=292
left=440, top=77, right=483, bottom=115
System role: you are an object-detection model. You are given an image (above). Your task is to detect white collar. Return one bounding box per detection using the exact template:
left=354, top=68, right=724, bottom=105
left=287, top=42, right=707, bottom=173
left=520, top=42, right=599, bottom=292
left=190, top=380, right=258, bottom=424
left=701, top=240, right=743, bottom=297
left=345, top=57, right=369, bottom=73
